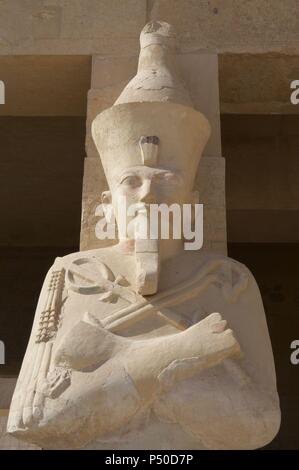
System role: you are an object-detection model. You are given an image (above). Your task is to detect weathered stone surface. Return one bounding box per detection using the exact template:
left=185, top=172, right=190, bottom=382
left=179, top=52, right=221, bottom=156
left=0, top=379, right=38, bottom=450
left=82, top=50, right=224, bottom=251
left=7, top=21, right=280, bottom=451
left=90, top=53, right=221, bottom=156
left=220, top=54, right=299, bottom=115
left=149, top=0, right=299, bottom=54
left=0, top=416, right=39, bottom=450
left=196, top=157, right=225, bottom=209
left=0, top=116, right=85, bottom=247
left=204, top=208, right=227, bottom=244
left=80, top=156, right=227, bottom=252
left=0, top=0, right=146, bottom=55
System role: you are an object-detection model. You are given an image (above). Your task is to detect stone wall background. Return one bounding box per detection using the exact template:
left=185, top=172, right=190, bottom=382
left=1, top=1, right=299, bottom=56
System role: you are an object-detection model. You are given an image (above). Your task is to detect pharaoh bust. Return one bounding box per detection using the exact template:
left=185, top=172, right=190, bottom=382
left=8, top=21, right=280, bottom=450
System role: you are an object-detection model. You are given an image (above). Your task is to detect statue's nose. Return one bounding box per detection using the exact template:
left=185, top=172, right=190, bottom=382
left=139, top=179, right=156, bottom=203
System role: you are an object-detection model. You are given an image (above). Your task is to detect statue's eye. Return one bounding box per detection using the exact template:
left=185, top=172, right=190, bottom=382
left=120, top=175, right=142, bottom=188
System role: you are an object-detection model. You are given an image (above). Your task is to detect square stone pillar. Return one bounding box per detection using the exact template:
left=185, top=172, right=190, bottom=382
left=80, top=52, right=226, bottom=254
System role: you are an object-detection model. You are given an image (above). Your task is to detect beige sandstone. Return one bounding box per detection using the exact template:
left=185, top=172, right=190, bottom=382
left=7, top=21, right=280, bottom=450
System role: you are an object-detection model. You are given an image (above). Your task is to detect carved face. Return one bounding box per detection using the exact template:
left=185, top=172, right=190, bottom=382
left=102, top=165, right=197, bottom=240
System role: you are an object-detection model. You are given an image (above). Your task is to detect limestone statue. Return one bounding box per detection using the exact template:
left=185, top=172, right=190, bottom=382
left=7, top=21, right=280, bottom=450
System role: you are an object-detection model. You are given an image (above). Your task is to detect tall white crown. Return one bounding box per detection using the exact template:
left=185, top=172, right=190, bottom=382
left=92, top=21, right=211, bottom=189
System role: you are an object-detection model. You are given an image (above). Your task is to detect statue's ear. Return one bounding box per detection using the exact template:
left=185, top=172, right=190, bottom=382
left=101, top=190, right=113, bottom=220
